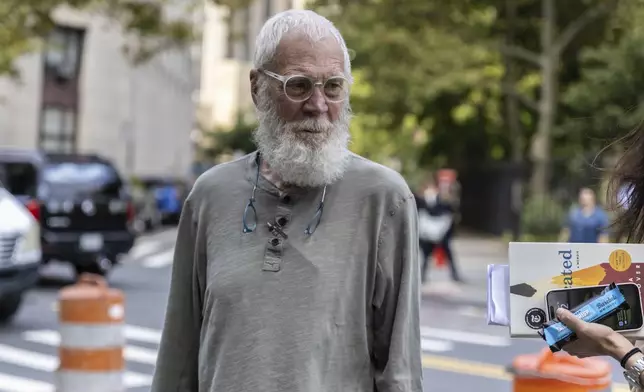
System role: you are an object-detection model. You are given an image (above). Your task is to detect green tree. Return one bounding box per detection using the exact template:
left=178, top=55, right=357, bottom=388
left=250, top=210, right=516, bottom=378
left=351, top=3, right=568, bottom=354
left=560, top=2, right=644, bottom=149
left=311, top=0, right=507, bottom=175
left=0, top=0, right=195, bottom=77
left=198, top=113, right=257, bottom=161
left=311, top=0, right=620, bottom=193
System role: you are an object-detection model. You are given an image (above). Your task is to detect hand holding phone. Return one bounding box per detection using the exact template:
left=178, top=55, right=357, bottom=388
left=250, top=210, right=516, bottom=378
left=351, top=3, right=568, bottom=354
left=545, top=283, right=644, bottom=332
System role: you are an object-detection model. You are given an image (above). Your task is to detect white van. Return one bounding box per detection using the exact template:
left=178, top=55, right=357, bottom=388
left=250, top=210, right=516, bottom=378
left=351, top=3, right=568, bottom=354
left=0, top=179, right=41, bottom=323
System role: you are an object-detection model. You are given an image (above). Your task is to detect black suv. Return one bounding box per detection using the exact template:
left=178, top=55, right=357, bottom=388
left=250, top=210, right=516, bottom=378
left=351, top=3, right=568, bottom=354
left=0, top=150, right=136, bottom=276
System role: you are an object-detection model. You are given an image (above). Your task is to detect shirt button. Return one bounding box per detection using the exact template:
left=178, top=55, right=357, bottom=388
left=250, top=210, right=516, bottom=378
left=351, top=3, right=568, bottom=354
left=281, top=195, right=291, bottom=204
left=277, top=216, right=288, bottom=227
left=270, top=238, right=280, bottom=246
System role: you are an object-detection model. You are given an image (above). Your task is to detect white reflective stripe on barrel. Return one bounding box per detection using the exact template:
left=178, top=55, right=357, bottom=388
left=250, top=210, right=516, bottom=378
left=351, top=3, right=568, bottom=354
left=56, top=371, right=124, bottom=392
left=59, top=323, right=125, bottom=349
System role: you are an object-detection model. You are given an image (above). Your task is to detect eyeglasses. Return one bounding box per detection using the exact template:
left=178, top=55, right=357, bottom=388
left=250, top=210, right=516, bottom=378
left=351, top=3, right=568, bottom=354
left=259, top=69, right=349, bottom=103
left=242, top=154, right=327, bottom=236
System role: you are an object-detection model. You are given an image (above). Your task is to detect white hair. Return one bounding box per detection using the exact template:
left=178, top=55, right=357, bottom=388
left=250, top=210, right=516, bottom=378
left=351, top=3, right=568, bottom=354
left=253, top=9, right=353, bottom=83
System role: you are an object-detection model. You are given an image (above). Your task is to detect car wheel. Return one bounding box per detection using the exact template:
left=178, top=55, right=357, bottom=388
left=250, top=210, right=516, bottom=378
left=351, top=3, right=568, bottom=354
left=0, top=294, right=23, bottom=324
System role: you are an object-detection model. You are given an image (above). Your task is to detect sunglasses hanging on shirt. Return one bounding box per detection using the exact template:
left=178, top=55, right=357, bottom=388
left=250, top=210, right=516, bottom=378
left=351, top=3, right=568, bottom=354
left=241, top=153, right=326, bottom=236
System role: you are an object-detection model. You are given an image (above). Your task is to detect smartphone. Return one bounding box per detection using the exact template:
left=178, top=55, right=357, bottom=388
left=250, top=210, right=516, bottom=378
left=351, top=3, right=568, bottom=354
left=545, top=283, right=644, bottom=332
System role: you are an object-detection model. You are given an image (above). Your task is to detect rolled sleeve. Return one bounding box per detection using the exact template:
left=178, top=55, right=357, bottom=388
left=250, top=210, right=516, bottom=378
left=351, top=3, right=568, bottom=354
left=372, top=193, right=423, bottom=391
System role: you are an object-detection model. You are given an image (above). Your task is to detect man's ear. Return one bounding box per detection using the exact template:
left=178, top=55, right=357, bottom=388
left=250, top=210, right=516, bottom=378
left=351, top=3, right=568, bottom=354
left=250, top=69, right=259, bottom=106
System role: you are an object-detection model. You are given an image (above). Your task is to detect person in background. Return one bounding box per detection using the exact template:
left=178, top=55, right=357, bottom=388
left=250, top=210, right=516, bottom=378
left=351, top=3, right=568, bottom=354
left=559, top=187, right=610, bottom=243
left=415, top=176, right=461, bottom=283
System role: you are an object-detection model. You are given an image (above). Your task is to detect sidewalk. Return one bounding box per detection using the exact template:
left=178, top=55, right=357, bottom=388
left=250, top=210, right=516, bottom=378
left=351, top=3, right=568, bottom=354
left=421, top=234, right=507, bottom=307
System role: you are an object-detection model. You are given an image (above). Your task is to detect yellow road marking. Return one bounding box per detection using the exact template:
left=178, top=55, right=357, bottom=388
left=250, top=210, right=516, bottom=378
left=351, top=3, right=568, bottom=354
left=422, top=354, right=511, bottom=381
left=422, top=354, right=630, bottom=392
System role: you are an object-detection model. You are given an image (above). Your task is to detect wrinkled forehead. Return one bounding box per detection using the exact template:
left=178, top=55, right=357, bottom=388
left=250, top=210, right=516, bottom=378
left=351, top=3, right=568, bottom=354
left=272, top=33, right=345, bottom=78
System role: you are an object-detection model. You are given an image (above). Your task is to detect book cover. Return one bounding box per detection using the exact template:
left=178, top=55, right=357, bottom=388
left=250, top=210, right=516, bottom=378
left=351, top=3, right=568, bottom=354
left=509, top=242, right=643, bottom=337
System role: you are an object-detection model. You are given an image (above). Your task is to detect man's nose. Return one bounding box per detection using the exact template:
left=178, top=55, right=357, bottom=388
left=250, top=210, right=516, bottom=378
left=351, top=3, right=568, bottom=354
left=302, top=87, right=328, bottom=116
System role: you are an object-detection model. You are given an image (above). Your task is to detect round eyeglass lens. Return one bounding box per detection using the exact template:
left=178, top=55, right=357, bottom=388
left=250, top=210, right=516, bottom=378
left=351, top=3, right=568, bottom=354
left=284, top=76, right=314, bottom=101
left=323, top=77, right=348, bottom=102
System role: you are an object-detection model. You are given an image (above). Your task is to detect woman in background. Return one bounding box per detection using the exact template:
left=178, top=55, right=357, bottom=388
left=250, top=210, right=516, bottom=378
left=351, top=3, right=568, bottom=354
left=554, top=128, right=644, bottom=390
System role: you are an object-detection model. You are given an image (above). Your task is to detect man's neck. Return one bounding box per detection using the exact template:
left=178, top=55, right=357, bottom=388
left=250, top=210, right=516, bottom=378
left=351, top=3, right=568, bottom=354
left=260, top=159, right=286, bottom=190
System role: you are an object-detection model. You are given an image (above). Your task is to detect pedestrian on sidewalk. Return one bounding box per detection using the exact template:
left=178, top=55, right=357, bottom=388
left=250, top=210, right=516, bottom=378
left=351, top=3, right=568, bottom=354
left=558, top=187, right=610, bottom=243
left=415, top=176, right=461, bottom=283
left=150, top=10, right=422, bottom=392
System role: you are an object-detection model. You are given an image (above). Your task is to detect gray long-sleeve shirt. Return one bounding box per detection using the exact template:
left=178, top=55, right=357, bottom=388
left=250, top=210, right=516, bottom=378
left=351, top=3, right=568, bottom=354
left=150, top=151, right=422, bottom=392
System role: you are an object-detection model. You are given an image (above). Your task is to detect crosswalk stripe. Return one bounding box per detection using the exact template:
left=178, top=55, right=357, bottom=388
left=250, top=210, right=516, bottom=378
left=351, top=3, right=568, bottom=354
left=0, top=343, right=55, bottom=371
left=420, top=327, right=510, bottom=347
left=421, top=338, right=453, bottom=352
left=129, top=240, right=162, bottom=259
left=141, top=248, right=174, bottom=268
left=23, top=330, right=158, bottom=365
left=124, top=325, right=162, bottom=345
left=0, top=343, right=151, bottom=388
left=0, top=373, right=53, bottom=392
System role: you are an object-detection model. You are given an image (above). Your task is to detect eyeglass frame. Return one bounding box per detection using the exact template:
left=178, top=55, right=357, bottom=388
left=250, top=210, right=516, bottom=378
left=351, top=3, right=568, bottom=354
left=258, top=68, right=350, bottom=103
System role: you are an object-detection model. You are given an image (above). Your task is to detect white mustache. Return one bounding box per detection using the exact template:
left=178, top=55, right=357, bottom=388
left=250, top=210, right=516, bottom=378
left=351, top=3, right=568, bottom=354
left=283, top=118, right=333, bottom=134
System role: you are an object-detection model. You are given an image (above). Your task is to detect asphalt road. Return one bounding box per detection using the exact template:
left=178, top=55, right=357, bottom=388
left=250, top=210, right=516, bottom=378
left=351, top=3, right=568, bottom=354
left=0, top=228, right=633, bottom=391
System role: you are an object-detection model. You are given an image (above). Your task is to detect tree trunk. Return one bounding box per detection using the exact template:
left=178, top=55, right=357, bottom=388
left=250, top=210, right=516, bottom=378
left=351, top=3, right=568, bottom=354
left=529, top=0, right=556, bottom=196
left=503, top=0, right=523, bottom=240
left=504, top=1, right=522, bottom=165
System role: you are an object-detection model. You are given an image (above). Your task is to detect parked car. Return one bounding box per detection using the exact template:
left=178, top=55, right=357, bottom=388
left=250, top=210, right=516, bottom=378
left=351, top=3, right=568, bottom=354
left=0, top=175, right=41, bottom=323
left=0, top=149, right=136, bottom=276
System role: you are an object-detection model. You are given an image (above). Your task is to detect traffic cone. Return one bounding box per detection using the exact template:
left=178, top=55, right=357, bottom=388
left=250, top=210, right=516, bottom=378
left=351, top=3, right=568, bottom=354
left=56, top=273, right=126, bottom=392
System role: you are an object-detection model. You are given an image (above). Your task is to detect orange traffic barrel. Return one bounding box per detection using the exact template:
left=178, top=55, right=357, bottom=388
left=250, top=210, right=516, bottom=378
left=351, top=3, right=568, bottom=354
left=509, top=347, right=612, bottom=392
left=56, top=273, right=125, bottom=392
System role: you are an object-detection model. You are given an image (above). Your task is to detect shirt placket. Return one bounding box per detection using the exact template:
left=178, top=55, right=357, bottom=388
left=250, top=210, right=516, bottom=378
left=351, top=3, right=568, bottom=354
left=262, top=194, right=293, bottom=272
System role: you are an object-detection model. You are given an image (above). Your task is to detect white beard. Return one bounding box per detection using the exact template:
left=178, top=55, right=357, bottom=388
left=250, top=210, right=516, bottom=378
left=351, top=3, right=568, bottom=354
left=252, top=96, right=352, bottom=188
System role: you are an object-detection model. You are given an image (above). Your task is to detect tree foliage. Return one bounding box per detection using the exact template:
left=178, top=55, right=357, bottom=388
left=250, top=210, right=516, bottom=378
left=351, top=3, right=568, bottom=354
left=309, top=0, right=625, bottom=191
left=559, top=2, right=644, bottom=155
left=0, top=0, right=196, bottom=77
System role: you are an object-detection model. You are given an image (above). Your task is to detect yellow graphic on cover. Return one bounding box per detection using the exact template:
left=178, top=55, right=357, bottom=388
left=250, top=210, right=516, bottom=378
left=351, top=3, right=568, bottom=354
left=510, top=249, right=640, bottom=298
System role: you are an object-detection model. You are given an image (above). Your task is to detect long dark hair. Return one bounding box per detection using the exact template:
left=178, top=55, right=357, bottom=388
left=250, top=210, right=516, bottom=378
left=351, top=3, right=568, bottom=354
left=609, top=125, right=644, bottom=242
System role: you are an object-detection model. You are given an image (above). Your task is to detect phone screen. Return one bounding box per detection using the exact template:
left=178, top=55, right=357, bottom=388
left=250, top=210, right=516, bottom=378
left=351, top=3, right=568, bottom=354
left=546, top=283, right=644, bottom=331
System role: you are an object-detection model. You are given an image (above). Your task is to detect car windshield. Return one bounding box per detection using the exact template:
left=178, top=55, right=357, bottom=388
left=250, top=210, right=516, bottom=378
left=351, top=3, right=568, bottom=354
left=43, top=162, right=122, bottom=197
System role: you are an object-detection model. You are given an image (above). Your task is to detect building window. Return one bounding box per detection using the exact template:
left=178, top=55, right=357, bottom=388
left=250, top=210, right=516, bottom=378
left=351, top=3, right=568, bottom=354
left=44, top=26, right=84, bottom=80
left=39, top=106, right=77, bottom=153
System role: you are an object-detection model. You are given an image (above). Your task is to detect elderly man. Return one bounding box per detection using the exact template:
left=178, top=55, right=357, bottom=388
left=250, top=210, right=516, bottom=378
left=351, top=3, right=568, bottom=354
left=151, top=9, right=422, bottom=392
